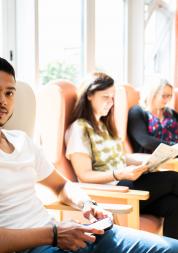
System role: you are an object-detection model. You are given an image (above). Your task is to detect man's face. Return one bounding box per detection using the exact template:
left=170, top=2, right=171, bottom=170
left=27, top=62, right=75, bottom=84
left=0, top=71, right=16, bottom=127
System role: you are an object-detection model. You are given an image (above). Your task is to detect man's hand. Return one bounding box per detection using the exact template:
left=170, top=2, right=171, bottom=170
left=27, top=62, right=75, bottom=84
left=57, top=220, right=104, bottom=251
left=82, top=201, right=113, bottom=222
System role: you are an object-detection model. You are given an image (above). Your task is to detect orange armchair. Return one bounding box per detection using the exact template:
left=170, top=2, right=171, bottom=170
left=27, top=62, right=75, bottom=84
left=36, top=80, right=150, bottom=229
left=118, top=84, right=168, bottom=234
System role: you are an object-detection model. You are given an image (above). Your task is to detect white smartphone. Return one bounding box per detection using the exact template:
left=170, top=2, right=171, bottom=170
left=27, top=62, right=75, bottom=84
left=87, top=217, right=113, bottom=232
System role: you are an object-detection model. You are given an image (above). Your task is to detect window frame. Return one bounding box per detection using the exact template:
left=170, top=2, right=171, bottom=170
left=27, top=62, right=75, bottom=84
left=4, top=0, right=126, bottom=87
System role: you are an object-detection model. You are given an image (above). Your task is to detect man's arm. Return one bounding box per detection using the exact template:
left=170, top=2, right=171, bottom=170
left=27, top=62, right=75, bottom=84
left=0, top=227, right=53, bottom=253
left=39, top=169, right=90, bottom=210
left=0, top=224, right=104, bottom=253
left=39, top=169, right=110, bottom=221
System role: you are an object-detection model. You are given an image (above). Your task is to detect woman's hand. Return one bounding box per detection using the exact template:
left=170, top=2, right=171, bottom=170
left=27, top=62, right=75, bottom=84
left=57, top=220, right=104, bottom=251
left=125, top=153, right=150, bottom=166
left=116, top=164, right=148, bottom=181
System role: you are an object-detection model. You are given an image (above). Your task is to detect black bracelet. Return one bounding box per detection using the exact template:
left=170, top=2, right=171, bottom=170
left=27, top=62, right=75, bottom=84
left=113, top=169, right=119, bottom=181
left=89, top=200, right=98, bottom=206
left=52, top=224, right=58, bottom=247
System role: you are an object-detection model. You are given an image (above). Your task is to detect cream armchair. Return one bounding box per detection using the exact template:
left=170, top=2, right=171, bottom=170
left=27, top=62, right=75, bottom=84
left=4, top=81, right=36, bottom=137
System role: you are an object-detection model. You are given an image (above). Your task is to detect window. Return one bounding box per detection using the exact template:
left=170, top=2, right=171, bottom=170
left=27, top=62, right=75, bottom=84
left=7, top=0, right=126, bottom=87
left=95, top=0, right=125, bottom=83
left=38, top=0, right=83, bottom=85
left=144, top=0, right=176, bottom=82
left=0, top=0, right=2, bottom=56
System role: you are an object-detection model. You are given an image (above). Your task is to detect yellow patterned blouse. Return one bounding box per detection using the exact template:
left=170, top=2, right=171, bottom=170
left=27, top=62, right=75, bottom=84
left=65, top=119, right=126, bottom=172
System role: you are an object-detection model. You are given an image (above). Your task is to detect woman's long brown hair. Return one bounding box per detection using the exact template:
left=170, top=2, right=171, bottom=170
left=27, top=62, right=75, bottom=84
left=70, top=72, right=118, bottom=138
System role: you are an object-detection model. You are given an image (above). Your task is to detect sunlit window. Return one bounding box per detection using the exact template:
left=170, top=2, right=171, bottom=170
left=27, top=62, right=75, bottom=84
left=38, top=0, right=83, bottom=85
left=95, top=0, right=125, bottom=83
left=144, top=0, right=176, bottom=82
left=0, top=0, right=3, bottom=56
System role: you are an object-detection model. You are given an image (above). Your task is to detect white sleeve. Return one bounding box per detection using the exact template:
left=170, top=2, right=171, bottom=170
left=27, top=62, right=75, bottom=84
left=65, top=121, right=92, bottom=160
left=34, top=145, right=55, bottom=182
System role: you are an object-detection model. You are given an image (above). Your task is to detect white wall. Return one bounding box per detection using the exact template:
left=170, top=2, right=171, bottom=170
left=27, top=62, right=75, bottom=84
left=126, top=0, right=144, bottom=87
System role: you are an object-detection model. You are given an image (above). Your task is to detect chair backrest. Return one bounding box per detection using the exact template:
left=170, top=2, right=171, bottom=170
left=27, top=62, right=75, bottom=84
left=115, top=84, right=140, bottom=153
left=4, top=81, right=36, bottom=138
left=124, top=84, right=140, bottom=110
left=36, top=80, right=78, bottom=181
left=114, top=86, right=128, bottom=141
left=174, top=88, right=178, bottom=112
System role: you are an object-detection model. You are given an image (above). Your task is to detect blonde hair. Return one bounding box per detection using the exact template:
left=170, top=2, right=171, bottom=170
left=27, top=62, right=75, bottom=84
left=141, top=77, right=173, bottom=110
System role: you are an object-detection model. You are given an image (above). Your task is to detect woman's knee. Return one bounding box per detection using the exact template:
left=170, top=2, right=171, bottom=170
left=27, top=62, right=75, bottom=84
left=166, top=197, right=178, bottom=215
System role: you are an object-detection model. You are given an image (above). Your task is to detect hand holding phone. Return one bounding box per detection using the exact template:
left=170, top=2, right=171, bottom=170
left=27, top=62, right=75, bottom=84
left=87, top=217, right=113, bottom=232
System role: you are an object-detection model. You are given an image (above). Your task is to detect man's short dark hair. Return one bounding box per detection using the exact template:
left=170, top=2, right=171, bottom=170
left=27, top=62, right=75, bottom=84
left=0, top=57, right=15, bottom=79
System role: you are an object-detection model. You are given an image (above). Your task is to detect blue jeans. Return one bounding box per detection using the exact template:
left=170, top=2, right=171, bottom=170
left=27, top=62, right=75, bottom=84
left=21, top=225, right=178, bottom=253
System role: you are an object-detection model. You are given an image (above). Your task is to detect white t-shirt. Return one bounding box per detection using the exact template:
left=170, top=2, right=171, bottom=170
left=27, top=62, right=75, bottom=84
left=65, top=120, right=92, bottom=159
left=0, top=129, right=54, bottom=229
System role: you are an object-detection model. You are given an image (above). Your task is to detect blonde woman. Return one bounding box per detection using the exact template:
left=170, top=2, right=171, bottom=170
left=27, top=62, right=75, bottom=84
left=128, top=79, right=177, bottom=153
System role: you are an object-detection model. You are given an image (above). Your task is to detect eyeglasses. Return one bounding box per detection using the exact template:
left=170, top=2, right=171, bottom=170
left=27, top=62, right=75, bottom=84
left=161, top=94, right=172, bottom=99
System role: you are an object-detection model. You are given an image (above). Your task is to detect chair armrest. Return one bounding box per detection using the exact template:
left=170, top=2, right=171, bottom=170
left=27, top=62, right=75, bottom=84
left=85, top=188, right=149, bottom=200
left=78, top=183, right=129, bottom=192
left=161, top=158, right=178, bottom=171
left=44, top=184, right=148, bottom=229
left=80, top=183, right=149, bottom=201
left=45, top=202, right=132, bottom=214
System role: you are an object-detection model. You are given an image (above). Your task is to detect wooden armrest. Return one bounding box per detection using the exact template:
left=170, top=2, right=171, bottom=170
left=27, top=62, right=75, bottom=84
left=78, top=183, right=129, bottom=192
left=160, top=158, right=178, bottom=171
left=100, top=203, right=132, bottom=214
left=76, top=182, right=149, bottom=201
left=45, top=202, right=132, bottom=214
left=85, top=188, right=149, bottom=201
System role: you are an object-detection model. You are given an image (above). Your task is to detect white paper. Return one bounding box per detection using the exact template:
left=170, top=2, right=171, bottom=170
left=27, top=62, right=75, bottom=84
left=145, top=143, right=178, bottom=172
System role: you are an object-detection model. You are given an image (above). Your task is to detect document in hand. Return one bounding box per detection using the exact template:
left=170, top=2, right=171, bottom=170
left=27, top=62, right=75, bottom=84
left=145, top=143, right=178, bottom=172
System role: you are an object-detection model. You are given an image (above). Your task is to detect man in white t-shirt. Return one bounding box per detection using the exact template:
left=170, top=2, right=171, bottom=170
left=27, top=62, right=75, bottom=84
left=1, top=57, right=178, bottom=253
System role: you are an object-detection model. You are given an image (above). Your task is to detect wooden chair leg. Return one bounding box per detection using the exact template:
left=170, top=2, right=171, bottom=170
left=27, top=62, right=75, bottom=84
left=127, top=199, right=140, bottom=229
left=113, top=214, right=120, bottom=225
